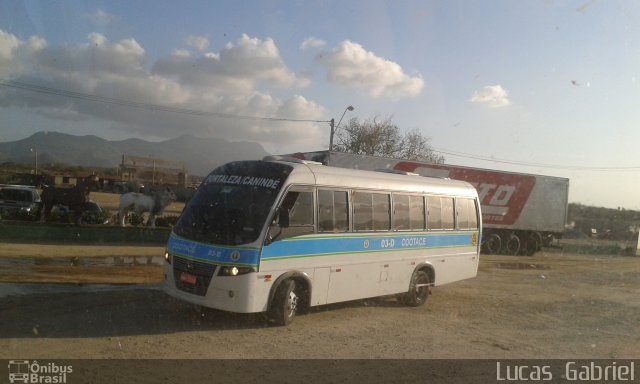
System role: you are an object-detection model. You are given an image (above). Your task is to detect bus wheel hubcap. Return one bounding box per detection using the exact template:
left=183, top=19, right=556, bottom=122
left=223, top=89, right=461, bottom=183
left=288, top=291, right=298, bottom=316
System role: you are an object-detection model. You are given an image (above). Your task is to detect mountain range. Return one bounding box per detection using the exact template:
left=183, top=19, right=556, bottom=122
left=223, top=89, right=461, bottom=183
left=0, top=132, right=271, bottom=176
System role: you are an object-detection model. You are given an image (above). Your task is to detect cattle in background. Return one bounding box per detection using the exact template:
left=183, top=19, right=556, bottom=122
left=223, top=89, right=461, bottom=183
left=40, top=175, right=99, bottom=224
left=118, top=187, right=176, bottom=227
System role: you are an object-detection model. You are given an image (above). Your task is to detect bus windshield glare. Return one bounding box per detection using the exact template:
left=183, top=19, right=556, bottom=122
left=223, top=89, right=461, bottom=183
left=173, top=161, right=292, bottom=246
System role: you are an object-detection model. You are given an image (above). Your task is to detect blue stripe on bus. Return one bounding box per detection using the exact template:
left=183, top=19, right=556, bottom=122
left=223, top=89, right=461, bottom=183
left=167, top=232, right=477, bottom=266
left=261, top=232, right=477, bottom=260
left=167, top=234, right=260, bottom=267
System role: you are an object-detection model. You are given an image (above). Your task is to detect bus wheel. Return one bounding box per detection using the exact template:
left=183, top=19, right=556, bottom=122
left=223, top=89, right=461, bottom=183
left=402, top=270, right=430, bottom=307
left=483, top=233, right=502, bottom=254
left=268, top=280, right=298, bottom=326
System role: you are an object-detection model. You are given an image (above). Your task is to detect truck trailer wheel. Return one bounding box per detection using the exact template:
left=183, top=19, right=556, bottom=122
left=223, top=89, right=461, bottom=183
left=503, top=234, right=521, bottom=256
left=483, top=233, right=502, bottom=254
left=522, top=233, right=541, bottom=256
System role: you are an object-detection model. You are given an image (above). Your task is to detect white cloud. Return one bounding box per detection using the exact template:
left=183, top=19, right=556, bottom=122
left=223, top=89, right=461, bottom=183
left=0, top=30, right=20, bottom=77
left=22, top=33, right=147, bottom=81
left=0, top=30, right=19, bottom=61
left=153, top=34, right=310, bottom=91
left=24, top=36, right=47, bottom=52
left=317, top=40, right=424, bottom=99
left=470, top=85, right=511, bottom=108
left=0, top=32, right=48, bottom=78
left=0, top=29, right=325, bottom=152
left=185, top=35, right=210, bottom=52
left=300, top=37, right=326, bottom=51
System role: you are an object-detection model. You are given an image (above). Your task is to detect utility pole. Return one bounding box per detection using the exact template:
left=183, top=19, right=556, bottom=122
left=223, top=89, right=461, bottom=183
left=327, top=106, right=354, bottom=166
left=329, top=118, right=336, bottom=152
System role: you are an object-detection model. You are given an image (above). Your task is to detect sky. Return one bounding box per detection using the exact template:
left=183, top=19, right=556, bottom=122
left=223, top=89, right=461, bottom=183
left=0, top=0, right=639, bottom=209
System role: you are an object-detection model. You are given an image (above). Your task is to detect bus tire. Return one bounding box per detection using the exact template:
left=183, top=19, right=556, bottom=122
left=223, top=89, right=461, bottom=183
left=268, top=279, right=298, bottom=326
left=402, top=270, right=430, bottom=307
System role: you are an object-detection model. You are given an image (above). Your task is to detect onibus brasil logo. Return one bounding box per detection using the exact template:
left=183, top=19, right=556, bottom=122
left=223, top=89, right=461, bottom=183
left=8, top=360, right=73, bottom=383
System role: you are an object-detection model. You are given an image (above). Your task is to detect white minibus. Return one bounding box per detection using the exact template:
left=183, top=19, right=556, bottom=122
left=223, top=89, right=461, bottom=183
left=163, top=156, right=481, bottom=325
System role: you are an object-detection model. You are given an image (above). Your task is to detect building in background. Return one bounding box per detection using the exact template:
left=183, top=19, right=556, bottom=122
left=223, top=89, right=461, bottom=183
left=120, top=155, right=188, bottom=188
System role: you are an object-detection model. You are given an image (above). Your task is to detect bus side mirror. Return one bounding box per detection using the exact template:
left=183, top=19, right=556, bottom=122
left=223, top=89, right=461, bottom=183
left=278, top=207, right=290, bottom=228
left=266, top=208, right=288, bottom=246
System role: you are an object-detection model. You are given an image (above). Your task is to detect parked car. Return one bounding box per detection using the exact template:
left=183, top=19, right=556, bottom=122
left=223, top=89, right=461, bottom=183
left=0, top=185, right=42, bottom=220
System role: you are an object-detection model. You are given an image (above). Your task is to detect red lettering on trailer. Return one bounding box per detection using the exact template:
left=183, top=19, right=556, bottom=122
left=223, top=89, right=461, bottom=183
left=393, top=162, right=536, bottom=226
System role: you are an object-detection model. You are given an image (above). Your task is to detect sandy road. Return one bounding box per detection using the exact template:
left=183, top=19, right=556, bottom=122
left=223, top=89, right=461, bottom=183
left=1, top=246, right=639, bottom=360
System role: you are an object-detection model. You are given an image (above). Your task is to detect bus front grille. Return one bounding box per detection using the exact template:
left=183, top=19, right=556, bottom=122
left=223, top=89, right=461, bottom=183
left=173, top=256, right=217, bottom=296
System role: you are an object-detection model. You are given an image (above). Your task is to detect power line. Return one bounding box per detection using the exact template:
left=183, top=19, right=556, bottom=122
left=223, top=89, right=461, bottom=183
left=0, top=79, right=331, bottom=124
left=4, top=79, right=637, bottom=172
left=432, top=147, right=640, bottom=171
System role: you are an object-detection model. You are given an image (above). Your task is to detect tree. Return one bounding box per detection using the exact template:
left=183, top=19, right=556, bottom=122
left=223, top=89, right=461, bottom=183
left=334, top=116, right=445, bottom=163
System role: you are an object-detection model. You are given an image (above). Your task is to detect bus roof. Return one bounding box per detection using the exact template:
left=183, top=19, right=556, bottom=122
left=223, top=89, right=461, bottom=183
left=266, top=159, right=478, bottom=198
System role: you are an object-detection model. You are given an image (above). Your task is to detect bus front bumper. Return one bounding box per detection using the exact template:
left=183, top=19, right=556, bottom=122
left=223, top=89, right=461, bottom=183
left=162, top=264, right=261, bottom=314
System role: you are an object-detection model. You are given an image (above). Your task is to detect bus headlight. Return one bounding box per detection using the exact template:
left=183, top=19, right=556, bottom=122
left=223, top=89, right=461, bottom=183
left=164, top=251, right=171, bottom=264
left=219, top=266, right=255, bottom=276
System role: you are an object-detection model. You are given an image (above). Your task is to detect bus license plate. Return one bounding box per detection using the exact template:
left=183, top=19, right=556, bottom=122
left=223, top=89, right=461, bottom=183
left=180, top=272, right=197, bottom=285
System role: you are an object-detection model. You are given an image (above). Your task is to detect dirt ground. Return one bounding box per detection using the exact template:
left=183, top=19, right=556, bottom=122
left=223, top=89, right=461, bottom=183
left=1, top=244, right=639, bottom=360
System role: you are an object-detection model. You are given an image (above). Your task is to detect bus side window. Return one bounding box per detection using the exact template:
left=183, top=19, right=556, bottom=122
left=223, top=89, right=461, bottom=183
left=393, top=194, right=410, bottom=230
left=467, top=199, right=478, bottom=229
left=269, top=189, right=314, bottom=242
left=457, top=198, right=479, bottom=230
left=353, top=191, right=372, bottom=231
left=372, top=193, right=390, bottom=231
left=318, top=189, right=349, bottom=232
left=287, top=191, right=313, bottom=227
left=456, top=198, right=469, bottom=230
left=441, top=197, right=455, bottom=230
left=410, top=195, right=426, bottom=230
left=427, top=196, right=442, bottom=230
left=354, top=192, right=390, bottom=231
left=469, top=199, right=479, bottom=229
left=393, top=194, right=425, bottom=231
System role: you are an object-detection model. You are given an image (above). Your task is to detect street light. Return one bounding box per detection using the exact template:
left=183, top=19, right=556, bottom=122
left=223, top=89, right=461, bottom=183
left=329, top=105, right=354, bottom=153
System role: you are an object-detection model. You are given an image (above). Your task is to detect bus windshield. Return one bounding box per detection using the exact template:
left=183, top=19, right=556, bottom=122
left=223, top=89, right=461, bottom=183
left=173, top=161, right=292, bottom=246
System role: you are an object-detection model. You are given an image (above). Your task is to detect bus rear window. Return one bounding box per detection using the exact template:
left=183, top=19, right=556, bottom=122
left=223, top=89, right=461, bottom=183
left=457, top=198, right=479, bottom=230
